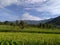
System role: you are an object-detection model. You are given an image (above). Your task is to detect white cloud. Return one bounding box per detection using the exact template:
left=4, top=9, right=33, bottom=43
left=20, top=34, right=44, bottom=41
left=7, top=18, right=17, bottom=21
left=36, top=0, right=60, bottom=15
left=0, top=0, right=18, bottom=7
left=24, top=0, right=60, bottom=15
left=24, top=0, right=46, bottom=4
left=0, top=0, right=60, bottom=20
left=0, top=0, right=47, bottom=7
left=1, top=0, right=60, bottom=15
left=21, top=12, right=43, bottom=20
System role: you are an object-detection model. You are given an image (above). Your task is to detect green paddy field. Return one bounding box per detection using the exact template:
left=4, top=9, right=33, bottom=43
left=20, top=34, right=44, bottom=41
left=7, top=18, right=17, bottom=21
left=0, top=25, right=60, bottom=45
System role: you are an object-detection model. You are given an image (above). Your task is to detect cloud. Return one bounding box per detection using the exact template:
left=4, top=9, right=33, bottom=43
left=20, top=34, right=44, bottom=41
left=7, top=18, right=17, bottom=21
left=0, top=8, right=20, bottom=21
left=0, top=0, right=60, bottom=21
left=1, top=0, right=60, bottom=15
left=0, top=0, right=47, bottom=7
left=23, top=0, right=46, bottom=4
left=36, top=0, right=60, bottom=14
left=24, top=0, right=60, bottom=15
left=21, top=12, right=43, bottom=20
left=0, top=0, right=18, bottom=7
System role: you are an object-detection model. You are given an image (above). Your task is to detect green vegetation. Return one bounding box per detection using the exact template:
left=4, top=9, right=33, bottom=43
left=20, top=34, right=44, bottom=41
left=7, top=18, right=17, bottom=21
left=0, top=25, right=59, bottom=34
left=0, top=20, right=60, bottom=45
left=0, top=20, right=56, bottom=29
left=0, top=33, right=59, bottom=45
left=47, top=16, right=60, bottom=25
left=19, top=20, right=26, bottom=29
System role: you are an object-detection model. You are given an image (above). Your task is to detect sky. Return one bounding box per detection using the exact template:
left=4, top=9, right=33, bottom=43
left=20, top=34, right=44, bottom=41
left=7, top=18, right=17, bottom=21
left=0, top=0, right=60, bottom=21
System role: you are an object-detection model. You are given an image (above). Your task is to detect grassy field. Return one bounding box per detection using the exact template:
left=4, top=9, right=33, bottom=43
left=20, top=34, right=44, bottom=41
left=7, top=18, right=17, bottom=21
left=0, top=32, right=60, bottom=45
left=0, top=25, right=60, bottom=34
left=0, top=25, right=60, bottom=45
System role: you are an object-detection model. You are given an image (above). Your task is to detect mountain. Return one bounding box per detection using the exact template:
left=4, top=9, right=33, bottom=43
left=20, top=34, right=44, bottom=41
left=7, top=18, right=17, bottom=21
left=23, top=18, right=53, bottom=25
left=47, top=16, right=60, bottom=25
left=6, top=18, right=53, bottom=25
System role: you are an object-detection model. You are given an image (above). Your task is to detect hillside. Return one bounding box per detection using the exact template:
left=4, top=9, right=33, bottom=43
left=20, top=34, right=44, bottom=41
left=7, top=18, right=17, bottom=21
left=23, top=18, right=53, bottom=25
left=47, top=16, right=60, bottom=25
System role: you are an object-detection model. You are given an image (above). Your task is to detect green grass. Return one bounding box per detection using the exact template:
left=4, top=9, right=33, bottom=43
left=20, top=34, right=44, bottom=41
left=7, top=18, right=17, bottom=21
left=0, top=25, right=60, bottom=45
left=20, top=28, right=60, bottom=34
left=0, top=25, right=20, bottom=30
left=0, top=32, right=60, bottom=45
left=0, top=25, right=60, bottom=34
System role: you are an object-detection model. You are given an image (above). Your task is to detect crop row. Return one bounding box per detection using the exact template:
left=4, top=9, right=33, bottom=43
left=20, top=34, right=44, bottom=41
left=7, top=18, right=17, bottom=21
left=0, top=40, right=60, bottom=45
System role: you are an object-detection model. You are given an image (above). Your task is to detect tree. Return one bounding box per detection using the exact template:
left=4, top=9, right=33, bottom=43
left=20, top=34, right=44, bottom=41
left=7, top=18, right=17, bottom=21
left=4, top=21, right=9, bottom=25
left=19, top=20, right=25, bottom=29
left=38, top=23, right=46, bottom=28
left=15, top=20, right=19, bottom=26
left=38, top=23, right=42, bottom=28
left=10, top=22, right=14, bottom=26
left=0, top=22, right=3, bottom=25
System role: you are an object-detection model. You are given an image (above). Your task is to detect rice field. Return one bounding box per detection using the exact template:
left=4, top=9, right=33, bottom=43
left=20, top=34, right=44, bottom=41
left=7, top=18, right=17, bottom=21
left=0, top=25, right=60, bottom=34
left=0, top=32, right=60, bottom=45
left=0, top=25, right=60, bottom=45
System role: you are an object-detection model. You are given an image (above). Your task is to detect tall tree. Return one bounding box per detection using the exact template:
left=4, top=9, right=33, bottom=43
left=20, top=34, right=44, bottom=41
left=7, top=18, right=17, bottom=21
left=19, top=20, right=25, bottom=29
left=15, top=20, right=19, bottom=26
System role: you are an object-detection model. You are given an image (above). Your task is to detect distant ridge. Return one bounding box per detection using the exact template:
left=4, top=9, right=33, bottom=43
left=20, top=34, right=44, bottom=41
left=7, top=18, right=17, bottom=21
left=2, top=18, right=53, bottom=25
left=23, top=18, right=53, bottom=25
left=47, top=16, right=60, bottom=25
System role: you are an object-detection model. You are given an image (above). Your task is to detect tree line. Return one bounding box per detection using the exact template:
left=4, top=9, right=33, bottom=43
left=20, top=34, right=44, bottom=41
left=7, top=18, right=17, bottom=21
left=0, top=20, right=55, bottom=29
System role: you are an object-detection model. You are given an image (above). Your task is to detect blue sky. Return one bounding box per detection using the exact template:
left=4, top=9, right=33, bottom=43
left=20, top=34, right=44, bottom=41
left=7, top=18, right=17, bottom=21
left=0, top=0, right=60, bottom=21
